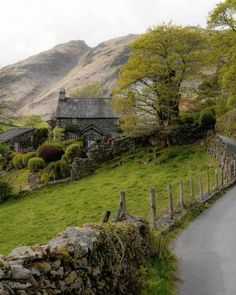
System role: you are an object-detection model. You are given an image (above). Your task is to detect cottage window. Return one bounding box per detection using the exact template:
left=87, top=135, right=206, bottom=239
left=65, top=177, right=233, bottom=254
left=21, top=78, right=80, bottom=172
left=72, top=119, right=77, bottom=125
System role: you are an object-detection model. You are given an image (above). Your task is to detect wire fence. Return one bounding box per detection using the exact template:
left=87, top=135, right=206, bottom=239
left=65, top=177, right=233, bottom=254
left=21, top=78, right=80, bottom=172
left=104, top=158, right=236, bottom=227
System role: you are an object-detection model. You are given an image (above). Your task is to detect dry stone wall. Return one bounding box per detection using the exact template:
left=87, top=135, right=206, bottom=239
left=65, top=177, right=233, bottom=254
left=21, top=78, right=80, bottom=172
left=206, top=134, right=236, bottom=169
left=0, top=218, right=151, bottom=295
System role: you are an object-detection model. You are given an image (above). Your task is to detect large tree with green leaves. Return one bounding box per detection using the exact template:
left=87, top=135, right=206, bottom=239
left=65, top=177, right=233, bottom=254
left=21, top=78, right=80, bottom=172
left=112, top=24, right=209, bottom=134
left=208, top=0, right=236, bottom=31
left=208, top=0, right=236, bottom=111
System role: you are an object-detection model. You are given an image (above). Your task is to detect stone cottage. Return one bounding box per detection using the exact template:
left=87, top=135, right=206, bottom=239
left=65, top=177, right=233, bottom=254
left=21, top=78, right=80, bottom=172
left=55, top=89, right=120, bottom=144
left=0, top=127, right=34, bottom=152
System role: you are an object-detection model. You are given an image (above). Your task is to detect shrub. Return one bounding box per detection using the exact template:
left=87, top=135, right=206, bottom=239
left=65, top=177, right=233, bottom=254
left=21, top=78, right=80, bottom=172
left=0, top=156, right=6, bottom=171
left=22, top=152, right=37, bottom=167
left=48, top=160, right=70, bottom=180
left=32, top=128, right=49, bottom=149
left=28, top=157, right=45, bottom=172
left=0, top=144, right=13, bottom=160
left=199, top=107, right=216, bottom=129
left=60, top=160, right=70, bottom=178
left=0, top=180, right=12, bottom=203
left=183, top=116, right=195, bottom=125
left=37, top=144, right=64, bottom=163
left=12, top=154, right=24, bottom=169
left=52, top=127, right=65, bottom=142
left=65, top=143, right=83, bottom=163
left=38, top=170, right=53, bottom=184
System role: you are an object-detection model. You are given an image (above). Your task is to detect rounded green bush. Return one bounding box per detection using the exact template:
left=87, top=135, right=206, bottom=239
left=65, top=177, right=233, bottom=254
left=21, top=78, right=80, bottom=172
left=37, top=143, right=64, bottom=163
left=22, top=152, right=37, bottom=167
left=199, top=107, right=216, bottom=129
left=12, top=154, right=24, bottom=169
left=65, top=143, right=83, bottom=163
left=28, top=157, right=45, bottom=172
left=0, top=180, right=12, bottom=203
left=48, top=160, right=70, bottom=180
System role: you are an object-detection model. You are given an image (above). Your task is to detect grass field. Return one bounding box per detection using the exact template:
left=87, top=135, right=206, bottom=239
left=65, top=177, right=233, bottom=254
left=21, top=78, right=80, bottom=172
left=0, top=144, right=217, bottom=255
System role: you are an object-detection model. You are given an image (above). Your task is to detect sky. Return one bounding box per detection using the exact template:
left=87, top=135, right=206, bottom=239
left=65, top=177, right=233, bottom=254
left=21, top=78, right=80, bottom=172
left=0, top=0, right=220, bottom=67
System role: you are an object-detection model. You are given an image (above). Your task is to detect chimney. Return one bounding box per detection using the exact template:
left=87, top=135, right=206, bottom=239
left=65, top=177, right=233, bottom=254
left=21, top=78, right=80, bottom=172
left=59, top=88, right=66, bottom=100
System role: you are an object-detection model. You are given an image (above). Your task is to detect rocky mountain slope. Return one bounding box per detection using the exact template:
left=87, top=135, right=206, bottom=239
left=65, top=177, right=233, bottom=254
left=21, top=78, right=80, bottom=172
left=0, top=34, right=138, bottom=118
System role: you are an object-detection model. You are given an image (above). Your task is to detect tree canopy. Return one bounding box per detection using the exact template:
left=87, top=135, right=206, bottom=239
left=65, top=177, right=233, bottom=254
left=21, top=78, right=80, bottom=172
left=70, top=82, right=105, bottom=98
left=208, top=0, right=236, bottom=31
left=208, top=0, right=236, bottom=111
left=112, top=24, right=209, bottom=134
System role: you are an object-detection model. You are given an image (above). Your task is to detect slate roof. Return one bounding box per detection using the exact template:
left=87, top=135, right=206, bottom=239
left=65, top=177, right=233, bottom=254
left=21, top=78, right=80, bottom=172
left=0, top=128, right=34, bottom=143
left=56, top=97, right=118, bottom=119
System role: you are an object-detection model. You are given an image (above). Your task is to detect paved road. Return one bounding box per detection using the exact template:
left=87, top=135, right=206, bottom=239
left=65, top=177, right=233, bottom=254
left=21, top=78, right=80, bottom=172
left=219, top=135, right=236, bottom=156
left=174, top=135, right=236, bottom=295
left=174, top=187, right=236, bottom=295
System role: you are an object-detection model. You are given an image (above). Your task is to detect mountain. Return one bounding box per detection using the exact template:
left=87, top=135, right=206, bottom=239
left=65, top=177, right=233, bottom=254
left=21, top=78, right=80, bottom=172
left=0, top=34, right=138, bottom=118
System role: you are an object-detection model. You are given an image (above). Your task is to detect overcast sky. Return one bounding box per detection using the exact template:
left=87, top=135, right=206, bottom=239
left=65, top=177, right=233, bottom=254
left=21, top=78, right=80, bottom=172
left=0, top=0, right=219, bottom=67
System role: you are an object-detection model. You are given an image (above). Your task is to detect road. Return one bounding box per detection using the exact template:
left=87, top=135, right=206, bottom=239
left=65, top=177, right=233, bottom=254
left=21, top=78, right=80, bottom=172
left=174, top=135, right=236, bottom=295
left=219, top=135, right=236, bottom=156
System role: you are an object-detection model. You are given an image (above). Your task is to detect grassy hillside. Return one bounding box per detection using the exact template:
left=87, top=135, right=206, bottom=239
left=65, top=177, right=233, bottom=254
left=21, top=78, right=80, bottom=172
left=0, top=145, right=217, bottom=255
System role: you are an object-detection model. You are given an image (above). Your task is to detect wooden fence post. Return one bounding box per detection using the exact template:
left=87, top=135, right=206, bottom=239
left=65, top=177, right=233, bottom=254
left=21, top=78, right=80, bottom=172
left=221, top=168, right=224, bottom=188
left=226, top=162, right=230, bottom=184
left=119, top=191, right=126, bottom=212
left=168, top=184, right=174, bottom=220
left=179, top=181, right=184, bottom=212
left=215, top=169, right=219, bottom=191
left=233, top=160, right=236, bottom=179
left=101, top=210, right=111, bottom=223
left=198, top=176, right=203, bottom=201
left=150, top=188, right=157, bottom=227
left=115, top=191, right=126, bottom=222
left=206, top=168, right=210, bottom=196
left=230, top=161, right=232, bottom=182
left=189, top=178, right=194, bottom=200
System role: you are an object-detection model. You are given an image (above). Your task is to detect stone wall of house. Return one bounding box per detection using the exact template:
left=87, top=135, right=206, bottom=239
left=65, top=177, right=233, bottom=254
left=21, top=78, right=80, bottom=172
left=59, top=118, right=119, bottom=137
left=7, top=131, right=34, bottom=152
left=0, top=217, right=151, bottom=295
left=206, top=134, right=236, bottom=169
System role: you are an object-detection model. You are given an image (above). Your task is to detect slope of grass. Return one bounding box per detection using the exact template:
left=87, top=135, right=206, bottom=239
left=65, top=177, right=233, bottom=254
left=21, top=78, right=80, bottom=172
left=0, top=145, right=217, bottom=255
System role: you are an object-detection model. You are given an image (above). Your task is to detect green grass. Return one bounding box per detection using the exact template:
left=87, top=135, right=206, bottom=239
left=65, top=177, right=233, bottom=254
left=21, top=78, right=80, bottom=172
left=0, top=145, right=217, bottom=255
left=142, top=255, right=176, bottom=295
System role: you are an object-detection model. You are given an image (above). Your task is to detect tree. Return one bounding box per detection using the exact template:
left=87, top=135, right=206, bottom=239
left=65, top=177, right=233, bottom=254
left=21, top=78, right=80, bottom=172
left=70, top=82, right=105, bottom=98
left=208, top=0, right=236, bottom=31
left=0, top=102, right=18, bottom=131
left=208, top=0, right=236, bottom=111
left=112, top=24, right=209, bottom=134
left=187, top=74, right=221, bottom=115
left=19, top=115, right=46, bottom=128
